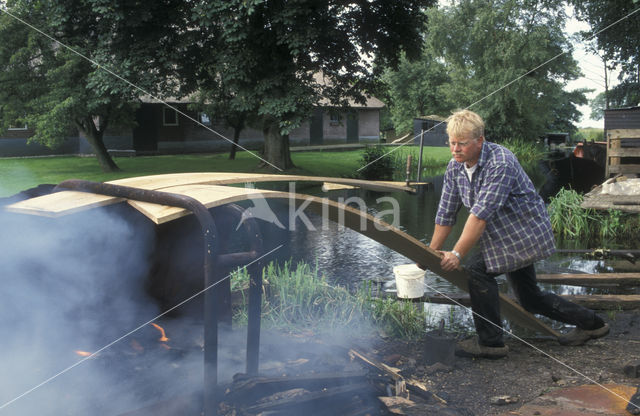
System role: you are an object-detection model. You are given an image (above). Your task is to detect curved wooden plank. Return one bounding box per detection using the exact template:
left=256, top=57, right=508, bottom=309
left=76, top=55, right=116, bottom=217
left=128, top=184, right=559, bottom=337
left=4, top=173, right=417, bottom=217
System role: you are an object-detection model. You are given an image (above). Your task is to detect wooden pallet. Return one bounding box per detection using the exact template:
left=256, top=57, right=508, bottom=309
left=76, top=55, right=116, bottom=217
left=606, top=128, right=640, bottom=178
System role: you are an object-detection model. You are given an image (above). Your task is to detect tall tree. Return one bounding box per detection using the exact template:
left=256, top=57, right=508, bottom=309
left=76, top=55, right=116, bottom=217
left=191, top=0, right=433, bottom=170
left=381, top=51, right=453, bottom=135
left=571, top=0, right=640, bottom=107
left=0, top=0, right=188, bottom=171
left=422, top=0, right=587, bottom=140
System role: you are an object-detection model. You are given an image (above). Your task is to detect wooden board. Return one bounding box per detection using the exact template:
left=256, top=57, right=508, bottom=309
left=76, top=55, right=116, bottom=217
left=125, top=184, right=559, bottom=337
left=4, top=173, right=417, bottom=217
left=537, top=273, right=640, bottom=287
left=581, top=184, right=640, bottom=213
left=419, top=293, right=640, bottom=310
left=5, top=179, right=560, bottom=337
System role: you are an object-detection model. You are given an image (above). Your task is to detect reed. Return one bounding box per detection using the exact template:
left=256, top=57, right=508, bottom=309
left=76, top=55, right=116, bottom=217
left=547, top=188, right=639, bottom=242
left=231, top=260, right=429, bottom=339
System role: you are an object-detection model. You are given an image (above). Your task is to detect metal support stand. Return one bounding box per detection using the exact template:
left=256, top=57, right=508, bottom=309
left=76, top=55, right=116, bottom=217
left=417, top=129, right=425, bottom=183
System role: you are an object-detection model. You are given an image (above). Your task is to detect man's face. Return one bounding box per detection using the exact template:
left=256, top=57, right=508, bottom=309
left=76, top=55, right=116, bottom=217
left=449, top=134, right=484, bottom=166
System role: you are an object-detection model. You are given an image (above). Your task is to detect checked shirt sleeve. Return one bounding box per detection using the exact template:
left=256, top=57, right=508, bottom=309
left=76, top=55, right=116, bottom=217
left=435, top=161, right=462, bottom=226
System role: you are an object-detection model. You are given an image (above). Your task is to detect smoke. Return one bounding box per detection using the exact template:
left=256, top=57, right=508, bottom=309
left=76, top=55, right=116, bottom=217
left=0, top=204, right=174, bottom=415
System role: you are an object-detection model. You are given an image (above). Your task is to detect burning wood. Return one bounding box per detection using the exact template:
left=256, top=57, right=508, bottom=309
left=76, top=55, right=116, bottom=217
left=150, top=322, right=170, bottom=342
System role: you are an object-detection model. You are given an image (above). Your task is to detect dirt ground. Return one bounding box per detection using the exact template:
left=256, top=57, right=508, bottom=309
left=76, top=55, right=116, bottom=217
left=371, top=309, right=640, bottom=415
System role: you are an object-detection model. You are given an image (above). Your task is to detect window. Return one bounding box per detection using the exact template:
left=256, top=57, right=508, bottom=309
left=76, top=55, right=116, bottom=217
left=163, top=107, right=179, bottom=126
left=8, top=123, right=28, bottom=131
left=329, top=113, right=342, bottom=126
left=199, top=112, right=211, bottom=127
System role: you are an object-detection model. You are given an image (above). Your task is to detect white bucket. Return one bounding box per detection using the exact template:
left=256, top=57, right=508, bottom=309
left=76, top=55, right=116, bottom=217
left=393, top=264, right=426, bottom=299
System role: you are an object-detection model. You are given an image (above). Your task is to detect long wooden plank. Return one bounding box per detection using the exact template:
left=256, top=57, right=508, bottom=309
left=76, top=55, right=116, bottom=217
left=607, top=148, right=640, bottom=157
left=608, top=164, right=640, bottom=174
left=608, top=129, right=640, bottom=139
left=419, top=293, right=640, bottom=310
left=127, top=184, right=559, bottom=337
left=537, top=273, right=640, bottom=286
left=4, top=173, right=418, bottom=217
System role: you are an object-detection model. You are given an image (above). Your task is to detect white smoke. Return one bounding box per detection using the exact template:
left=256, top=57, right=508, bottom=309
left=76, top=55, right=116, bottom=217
left=0, top=205, right=171, bottom=415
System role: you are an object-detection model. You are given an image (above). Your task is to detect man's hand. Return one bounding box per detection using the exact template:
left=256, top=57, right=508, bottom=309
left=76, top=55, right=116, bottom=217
left=440, top=251, right=461, bottom=271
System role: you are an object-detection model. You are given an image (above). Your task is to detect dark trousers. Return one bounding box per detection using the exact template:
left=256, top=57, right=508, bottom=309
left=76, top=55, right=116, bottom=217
left=465, top=252, right=602, bottom=346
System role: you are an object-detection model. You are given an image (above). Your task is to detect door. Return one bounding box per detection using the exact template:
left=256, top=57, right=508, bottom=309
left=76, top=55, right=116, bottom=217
left=346, top=112, right=359, bottom=143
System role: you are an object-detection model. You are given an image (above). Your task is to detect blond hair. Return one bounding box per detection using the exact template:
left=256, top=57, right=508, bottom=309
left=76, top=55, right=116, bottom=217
left=446, top=110, right=484, bottom=140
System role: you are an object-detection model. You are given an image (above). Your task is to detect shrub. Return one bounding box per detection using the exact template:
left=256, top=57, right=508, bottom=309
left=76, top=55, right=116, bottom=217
left=358, top=145, right=394, bottom=180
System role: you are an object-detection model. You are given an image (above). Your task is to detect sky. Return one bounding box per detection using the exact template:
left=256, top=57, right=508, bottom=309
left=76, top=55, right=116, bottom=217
left=564, top=10, right=620, bottom=129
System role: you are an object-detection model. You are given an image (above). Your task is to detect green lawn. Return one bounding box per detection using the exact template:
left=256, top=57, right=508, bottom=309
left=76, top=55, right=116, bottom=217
left=0, top=146, right=453, bottom=197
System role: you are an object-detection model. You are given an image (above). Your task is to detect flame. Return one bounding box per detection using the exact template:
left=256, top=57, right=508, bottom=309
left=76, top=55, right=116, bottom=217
left=150, top=323, right=170, bottom=342
left=131, top=339, right=144, bottom=353
left=74, top=350, right=92, bottom=357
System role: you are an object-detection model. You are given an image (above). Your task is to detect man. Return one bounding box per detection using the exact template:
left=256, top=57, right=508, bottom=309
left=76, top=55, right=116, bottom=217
left=430, top=109, right=609, bottom=359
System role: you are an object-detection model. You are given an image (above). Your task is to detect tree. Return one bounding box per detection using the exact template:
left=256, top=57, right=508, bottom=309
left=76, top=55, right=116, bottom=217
left=0, top=0, right=188, bottom=172
left=381, top=51, right=453, bottom=135
left=571, top=0, right=640, bottom=107
left=191, top=0, right=433, bottom=170
left=422, top=0, right=588, bottom=141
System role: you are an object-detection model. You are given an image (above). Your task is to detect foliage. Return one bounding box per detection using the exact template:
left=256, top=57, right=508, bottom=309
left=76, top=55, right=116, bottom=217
left=386, top=146, right=451, bottom=182
left=576, top=128, right=604, bottom=142
left=499, top=138, right=547, bottom=185
left=500, top=138, right=547, bottom=168
left=381, top=52, right=452, bottom=135
left=0, top=0, right=188, bottom=172
left=548, top=189, right=597, bottom=239
left=547, top=188, right=639, bottom=242
left=358, top=146, right=395, bottom=181
left=189, top=0, right=433, bottom=170
left=416, top=0, right=588, bottom=141
left=571, top=0, right=640, bottom=105
left=230, top=261, right=427, bottom=339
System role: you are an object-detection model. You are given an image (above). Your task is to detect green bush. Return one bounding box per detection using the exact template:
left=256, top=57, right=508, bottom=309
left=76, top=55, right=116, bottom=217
left=358, top=145, right=394, bottom=180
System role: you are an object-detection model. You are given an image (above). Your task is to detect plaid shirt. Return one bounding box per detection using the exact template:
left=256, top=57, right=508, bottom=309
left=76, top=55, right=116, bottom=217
left=435, top=141, right=555, bottom=273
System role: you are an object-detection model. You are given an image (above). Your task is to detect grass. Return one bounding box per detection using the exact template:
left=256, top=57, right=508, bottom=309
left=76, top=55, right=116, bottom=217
left=0, top=146, right=453, bottom=197
left=231, top=260, right=429, bottom=339
left=547, top=188, right=640, bottom=243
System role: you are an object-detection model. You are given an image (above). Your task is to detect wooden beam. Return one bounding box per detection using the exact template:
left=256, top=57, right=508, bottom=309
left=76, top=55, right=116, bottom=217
left=4, top=173, right=418, bottom=217
left=607, top=148, right=640, bottom=157
left=536, top=273, right=640, bottom=287
left=418, top=293, right=640, bottom=310
left=608, top=164, right=640, bottom=174
left=608, top=129, right=640, bottom=139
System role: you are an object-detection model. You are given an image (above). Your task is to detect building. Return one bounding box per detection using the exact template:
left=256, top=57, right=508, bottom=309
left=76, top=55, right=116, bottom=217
left=0, top=96, right=385, bottom=157
left=412, top=116, right=448, bottom=147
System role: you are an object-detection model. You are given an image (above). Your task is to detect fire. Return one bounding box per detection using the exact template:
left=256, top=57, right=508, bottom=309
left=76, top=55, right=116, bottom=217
left=150, top=322, right=170, bottom=342
left=74, top=350, right=92, bottom=357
